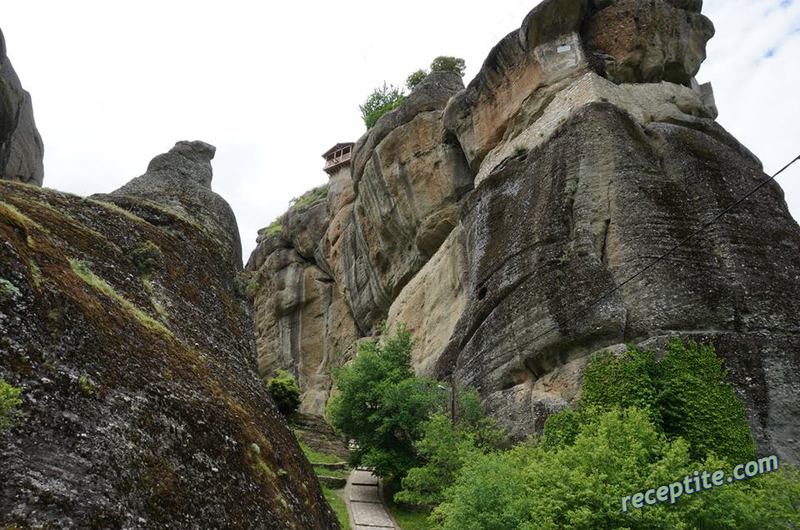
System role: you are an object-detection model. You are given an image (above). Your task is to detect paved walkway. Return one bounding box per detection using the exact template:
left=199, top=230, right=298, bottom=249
left=344, top=468, right=398, bottom=530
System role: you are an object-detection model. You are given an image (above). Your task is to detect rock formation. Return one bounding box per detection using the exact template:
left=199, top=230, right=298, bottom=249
left=250, top=0, right=800, bottom=465
left=0, top=141, right=339, bottom=528
left=0, top=28, right=44, bottom=186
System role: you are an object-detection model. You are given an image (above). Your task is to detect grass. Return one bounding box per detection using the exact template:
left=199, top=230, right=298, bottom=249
left=314, top=466, right=349, bottom=480
left=260, top=216, right=284, bottom=238
left=299, top=441, right=345, bottom=465
left=69, top=258, right=171, bottom=337
left=388, top=502, right=434, bottom=530
left=322, top=486, right=349, bottom=528
left=86, top=198, right=147, bottom=224
left=0, top=201, right=46, bottom=232
left=290, top=184, right=328, bottom=210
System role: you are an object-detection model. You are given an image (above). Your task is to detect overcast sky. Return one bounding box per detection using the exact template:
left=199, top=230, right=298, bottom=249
left=4, top=0, right=799, bottom=261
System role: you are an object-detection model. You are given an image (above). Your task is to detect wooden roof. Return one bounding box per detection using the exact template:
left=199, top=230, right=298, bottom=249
left=322, top=142, right=354, bottom=159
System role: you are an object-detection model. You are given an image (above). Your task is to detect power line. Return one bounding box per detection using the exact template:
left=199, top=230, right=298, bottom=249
left=526, top=153, right=800, bottom=345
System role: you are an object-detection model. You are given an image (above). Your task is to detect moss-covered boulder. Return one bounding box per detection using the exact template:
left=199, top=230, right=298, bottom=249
left=0, top=142, right=339, bottom=529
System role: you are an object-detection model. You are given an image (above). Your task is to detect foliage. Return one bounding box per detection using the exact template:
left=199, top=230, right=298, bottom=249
left=260, top=216, right=284, bottom=238
left=541, top=408, right=585, bottom=450
left=328, top=328, right=445, bottom=485
left=0, top=278, right=21, bottom=300
left=360, top=83, right=406, bottom=129
left=299, top=439, right=344, bottom=465
left=562, top=339, right=754, bottom=462
left=322, top=486, right=350, bottom=528
left=78, top=374, right=98, bottom=398
left=581, top=346, right=661, bottom=424
left=0, top=379, right=22, bottom=432
left=389, top=501, right=434, bottom=530
left=433, top=407, right=800, bottom=530
left=429, top=56, right=466, bottom=77
left=656, top=339, right=755, bottom=463
left=397, top=389, right=507, bottom=507
left=266, top=370, right=301, bottom=416
left=290, top=184, right=329, bottom=210
left=406, top=69, right=428, bottom=90
left=129, top=240, right=164, bottom=277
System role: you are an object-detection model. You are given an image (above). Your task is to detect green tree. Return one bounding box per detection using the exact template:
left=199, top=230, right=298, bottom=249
left=406, top=69, right=428, bottom=90
left=434, top=407, right=800, bottom=530
left=396, top=389, right=507, bottom=507
left=266, top=370, right=301, bottom=416
left=327, top=328, right=445, bottom=486
left=430, top=56, right=466, bottom=77
left=359, top=83, right=406, bottom=129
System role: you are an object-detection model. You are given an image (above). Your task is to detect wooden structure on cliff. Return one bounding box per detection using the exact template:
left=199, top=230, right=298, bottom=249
left=322, top=142, right=354, bottom=175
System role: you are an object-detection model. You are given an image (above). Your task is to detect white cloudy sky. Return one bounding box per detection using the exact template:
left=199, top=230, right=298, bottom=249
left=4, top=0, right=799, bottom=261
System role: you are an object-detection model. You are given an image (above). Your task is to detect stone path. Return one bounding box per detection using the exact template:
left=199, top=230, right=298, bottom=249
left=345, top=468, right=398, bottom=530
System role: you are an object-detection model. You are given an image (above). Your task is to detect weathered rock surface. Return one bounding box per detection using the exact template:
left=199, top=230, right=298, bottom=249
left=247, top=195, right=360, bottom=417
left=247, top=0, right=800, bottom=465
left=0, top=143, right=339, bottom=528
left=339, top=72, right=474, bottom=331
left=584, top=0, right=714, bottom=85
left=436, top=103, right=800, bottom=462
left=386, top=226, right=468, bottom=377
left=0, top=28, right=44, bottom=186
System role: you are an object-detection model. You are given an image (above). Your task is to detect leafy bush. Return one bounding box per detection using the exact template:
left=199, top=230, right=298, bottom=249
left=359, top=83, right=406, bottom=129
left=0, top=278, right=21, bottom=300
left=395, top=388, right=506, bottom=507
left=290, top=184, right=329, bottom=210
left=266, top=370, right=301, bottom=416
left=552, top=340, right=754, bottom=462
left=130, top=240, right=164, bottom=277
left=406, top=69, right=428, bottom=90
left=328, top=328, right=445, bottom=485
left=430, top=56, right=466, bottom=77
left=434, top=407, right=800, bottom=530
left=0, top=378, right=22, bottom=432
left=260, top=216, right=284, bottom=238
left=656, top=340, right=755, bottom=462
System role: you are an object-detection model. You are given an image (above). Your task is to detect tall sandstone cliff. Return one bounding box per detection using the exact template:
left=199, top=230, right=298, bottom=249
left=0, top=140, right=339, bottom=528
left=249, top=0, right=800, bottom=464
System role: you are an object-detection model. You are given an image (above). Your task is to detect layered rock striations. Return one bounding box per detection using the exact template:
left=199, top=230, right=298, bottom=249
left=0, top=141, right=339, bottom=528
left=249, top=0, right=800, bottom=464
left=247, top=71, right=474, bottom=413
left=0, top=28, right=44, bottom=186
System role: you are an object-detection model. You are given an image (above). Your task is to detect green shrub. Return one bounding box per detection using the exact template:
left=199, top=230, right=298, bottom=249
left=290, top=184, right=329, bottom=210
left=430, top=56, right=466, bottom=77
left=327, top=327, right=445, bottom=486
left=359, top=83, right=406, bottom=129
left=266, top=370, right=301, bottom=416
left=0, top=278, right=21, bottom=300
left=555, top=340, right=754, bottom=462
left=129, top=240, right=163, bottom=277
left=396, top=388, right=506, bottom=507
left=434, top=407, right=800, bottom=530
left=0, top=378, right=22, bottom=432
left=656, top=339, right=755, bottom=462
left=406, top=69, right=428, bottom=90
left=582, top=347, right=661, bottom=425
left=541, top=408, right=585, bottom=450
left=260, top=216, right=284, bottom=238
